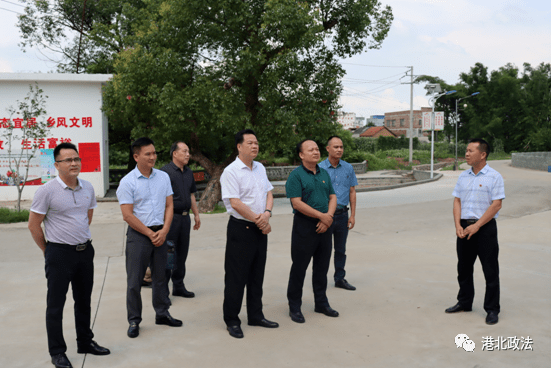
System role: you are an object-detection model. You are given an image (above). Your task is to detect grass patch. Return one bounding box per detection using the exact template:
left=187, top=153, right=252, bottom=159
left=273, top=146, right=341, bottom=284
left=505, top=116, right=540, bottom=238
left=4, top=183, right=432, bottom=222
left=0, top=207, right=30, bottom=223
left=205, top=203, right=227, bottom=214
left=441, top=162, right=466, bottom=171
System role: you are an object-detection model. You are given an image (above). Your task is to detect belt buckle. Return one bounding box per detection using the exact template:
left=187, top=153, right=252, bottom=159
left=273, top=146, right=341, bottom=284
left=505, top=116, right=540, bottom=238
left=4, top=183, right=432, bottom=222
left=75, top=243, right=87, bottom=251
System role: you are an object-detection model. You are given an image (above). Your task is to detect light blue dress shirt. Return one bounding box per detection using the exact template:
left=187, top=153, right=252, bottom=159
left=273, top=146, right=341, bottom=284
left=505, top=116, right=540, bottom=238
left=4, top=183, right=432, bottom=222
left=116, top=167, right=173, bottom=226
left=452, top=164, right=505, bottom=219
left=319, top=158, right=358, bottom=207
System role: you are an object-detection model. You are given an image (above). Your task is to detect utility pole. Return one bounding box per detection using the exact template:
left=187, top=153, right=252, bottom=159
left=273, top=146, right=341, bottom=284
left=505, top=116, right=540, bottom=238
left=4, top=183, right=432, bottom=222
left=408, top=66, right=414, bottom=163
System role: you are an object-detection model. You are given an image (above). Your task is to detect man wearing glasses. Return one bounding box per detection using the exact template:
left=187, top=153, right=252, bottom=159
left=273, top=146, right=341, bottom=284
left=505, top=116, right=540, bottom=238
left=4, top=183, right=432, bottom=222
left=28, top=143, right=110, bottom=368
left=117, top=137, right=182, bottom=339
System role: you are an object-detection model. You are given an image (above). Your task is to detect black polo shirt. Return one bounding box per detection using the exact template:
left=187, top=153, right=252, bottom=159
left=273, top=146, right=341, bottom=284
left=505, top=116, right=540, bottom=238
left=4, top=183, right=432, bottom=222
left=285, top=164, right=335, bottom=214
left=160, top=161, right=197, bottom=213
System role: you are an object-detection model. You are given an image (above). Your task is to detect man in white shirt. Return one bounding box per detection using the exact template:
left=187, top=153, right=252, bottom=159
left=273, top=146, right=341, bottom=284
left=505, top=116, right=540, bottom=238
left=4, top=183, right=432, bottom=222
left=220, top=129, right=279, bottom=338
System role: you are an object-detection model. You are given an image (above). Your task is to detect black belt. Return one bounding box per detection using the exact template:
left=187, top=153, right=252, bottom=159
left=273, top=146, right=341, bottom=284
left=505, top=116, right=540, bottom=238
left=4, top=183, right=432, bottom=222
left=148, top=225, right=163, bottom=232
left=294, top=211, right=319, bottom=223
left=174, top=210, right=189, bottom=216
left=334, top=206, right=349, bottom=216
left=47, top=239, right=91, bottom=251
left=462, top=219, right=478, bottom=225
left=230, top=216, right=254, bottom=225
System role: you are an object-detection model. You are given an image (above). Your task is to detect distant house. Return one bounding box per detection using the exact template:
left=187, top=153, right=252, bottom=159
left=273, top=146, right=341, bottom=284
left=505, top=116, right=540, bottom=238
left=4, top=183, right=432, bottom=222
left=383, top=107, right=431, bottom=137
left=359, top=126, right=397, bottom=138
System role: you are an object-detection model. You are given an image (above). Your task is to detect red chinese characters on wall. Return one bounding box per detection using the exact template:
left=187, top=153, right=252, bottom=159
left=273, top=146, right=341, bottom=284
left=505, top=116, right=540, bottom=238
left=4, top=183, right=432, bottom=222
left=0, top=116, right=93, bottom=130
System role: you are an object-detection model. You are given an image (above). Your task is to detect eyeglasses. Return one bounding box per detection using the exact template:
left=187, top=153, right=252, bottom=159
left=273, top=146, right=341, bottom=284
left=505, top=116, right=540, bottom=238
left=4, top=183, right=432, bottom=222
left=56, top=157, right=82, bottom=164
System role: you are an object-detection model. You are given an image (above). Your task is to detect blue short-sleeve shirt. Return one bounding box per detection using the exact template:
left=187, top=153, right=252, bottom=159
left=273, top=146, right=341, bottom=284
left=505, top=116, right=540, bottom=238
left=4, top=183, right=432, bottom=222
left=116, top=167, right=173, bottom=226
left=452, top=164, right=505, bottom=219
left=319, top=158, right=358, bottom=207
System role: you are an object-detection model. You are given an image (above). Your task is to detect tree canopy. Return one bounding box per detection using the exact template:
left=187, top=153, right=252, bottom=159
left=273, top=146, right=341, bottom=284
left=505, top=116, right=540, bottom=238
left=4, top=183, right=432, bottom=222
left=102, top=0, right=393, bottom=211
left=419, top=62, right=551, bottom=153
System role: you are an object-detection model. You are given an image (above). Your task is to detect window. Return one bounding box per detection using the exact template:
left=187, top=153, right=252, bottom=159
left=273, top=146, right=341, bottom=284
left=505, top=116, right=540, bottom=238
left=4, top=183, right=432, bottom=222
left=418, top=119, right=422, bottom=127
left=392, top=120, right=396, bottom=127
left=400, top=119, right=404, bottom=127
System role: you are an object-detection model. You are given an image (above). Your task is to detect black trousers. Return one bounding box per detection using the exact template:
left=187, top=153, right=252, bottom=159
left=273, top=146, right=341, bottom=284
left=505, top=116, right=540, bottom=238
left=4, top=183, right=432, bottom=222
left=223, top=216, right=267, bottom=327
left=44, top=241, right=94, bottom=356
left=456, top=219, right=500, bottom=313
left=287, top=214, right=332, bottom=312
left=125, top=227, right=170, bottom=324
left=166, top=213, right=191, bottom=291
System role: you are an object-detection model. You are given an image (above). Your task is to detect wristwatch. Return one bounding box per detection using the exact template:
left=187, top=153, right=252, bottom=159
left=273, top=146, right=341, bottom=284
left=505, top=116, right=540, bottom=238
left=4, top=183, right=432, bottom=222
left=265, top=209, right=272, bottom=217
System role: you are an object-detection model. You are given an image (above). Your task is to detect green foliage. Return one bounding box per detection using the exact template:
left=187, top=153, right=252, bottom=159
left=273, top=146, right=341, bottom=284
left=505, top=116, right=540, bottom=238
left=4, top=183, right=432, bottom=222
left=1, top=84, right=50, bottom=212
left=0, top=208, right=30, bottom=223
left=205, top=203, right=227, bottom=214
left=426, top=62, right=551, bottom=152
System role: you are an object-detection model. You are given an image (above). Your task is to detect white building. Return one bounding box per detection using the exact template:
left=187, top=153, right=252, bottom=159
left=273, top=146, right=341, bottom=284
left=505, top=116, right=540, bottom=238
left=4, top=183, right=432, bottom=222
left=0, top=73, right=112, bottom=200
left=337, top=111, right=358, bottom=130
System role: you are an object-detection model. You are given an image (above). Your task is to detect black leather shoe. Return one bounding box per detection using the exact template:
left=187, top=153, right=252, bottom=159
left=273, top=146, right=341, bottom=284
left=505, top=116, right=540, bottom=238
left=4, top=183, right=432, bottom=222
left=248, top=318, right=279, bottom=328
left=51, top=353, right=73, bottom=368
left=314, top=306, right=339, bottom=317
left=445, top=303, right=472, bottom=313
left=77, top=340, right=110, bottom=355
left=486, top=311, right=499, bottom=325
left=127, top=322, right=139, bottom=338
left=227, top=325, right=244, bottom=338
left=155, top=314, right=183, bottom=327
left=173, top=287, right=195, bottom=298
left=335, top=279, right=356, bottom=291
left=141, top=280, right=152, bottom=287
left=289, top=310, right=305, bottom=323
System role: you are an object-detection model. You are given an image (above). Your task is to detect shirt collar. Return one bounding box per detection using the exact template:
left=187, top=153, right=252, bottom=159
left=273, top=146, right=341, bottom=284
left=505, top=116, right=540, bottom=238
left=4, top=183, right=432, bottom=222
left=325, top=158, right=342, bottom=169
left=133, top=166, right=156, bottom=179
left=56, top=175, right=82, bottom=190
left=169, top=160, right=188, bottom=173
left=301, top=163, right=320, bottom=175
left=468, top=164, right=489, bottom=176
left=235, top=156, right=257, bottom=171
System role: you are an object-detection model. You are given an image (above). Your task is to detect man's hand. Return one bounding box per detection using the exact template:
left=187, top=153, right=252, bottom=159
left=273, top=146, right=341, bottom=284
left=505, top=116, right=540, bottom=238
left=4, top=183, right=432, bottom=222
left=261, top=223, right=272, bottom=235
left=348, top=215, right=355, bottom=230
left=463, top=223, right=481, bottom=240
left=255, top=212, right=270, bottom=231
left=193, top=215, right=201, bottom=230
left=319, top=213, right=333, bottom=228
left=150, top=229, right=168, bottom=247
left=455, top=226, right=466, bottom=239
left=316, top=221, right=330, bottom=234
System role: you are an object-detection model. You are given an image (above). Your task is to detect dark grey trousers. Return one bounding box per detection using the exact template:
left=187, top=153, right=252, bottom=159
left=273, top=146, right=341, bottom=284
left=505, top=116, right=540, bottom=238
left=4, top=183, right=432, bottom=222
left=125, top=226, right=170, bottom=324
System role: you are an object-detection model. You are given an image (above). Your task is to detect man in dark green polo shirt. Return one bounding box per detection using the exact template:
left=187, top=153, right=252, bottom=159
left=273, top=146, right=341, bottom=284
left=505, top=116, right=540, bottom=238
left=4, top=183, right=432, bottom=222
left=285, top=139, right=338, bottom=324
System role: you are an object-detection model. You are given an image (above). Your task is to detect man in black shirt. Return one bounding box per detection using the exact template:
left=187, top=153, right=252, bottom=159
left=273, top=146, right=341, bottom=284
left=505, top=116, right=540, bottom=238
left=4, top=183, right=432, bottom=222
left=161, top=141, right=201, bottom=297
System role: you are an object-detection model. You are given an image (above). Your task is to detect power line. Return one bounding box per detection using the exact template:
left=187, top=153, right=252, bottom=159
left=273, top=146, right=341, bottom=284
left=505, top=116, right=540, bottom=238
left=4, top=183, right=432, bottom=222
left=341, top=62, right=410, bottom=69
left=0, top=0, right=25, bottom=7
left=0, top=5, right=23, bottom=14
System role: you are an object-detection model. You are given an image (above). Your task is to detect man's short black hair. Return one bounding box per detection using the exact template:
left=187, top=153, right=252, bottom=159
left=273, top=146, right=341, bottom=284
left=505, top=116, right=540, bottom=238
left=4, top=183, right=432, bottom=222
left=296, top=139, right=311, bottom=155
left=326, top=136, right=342, bottom=147
left=170, top=141, right=188, bottom=159
left=53, top=142, right=78, bottom=160
left=469, top=138, right=491, bottom=159
left=131, top=137, right=155, bottom=155
left=235, top=129, right=256, bottom=146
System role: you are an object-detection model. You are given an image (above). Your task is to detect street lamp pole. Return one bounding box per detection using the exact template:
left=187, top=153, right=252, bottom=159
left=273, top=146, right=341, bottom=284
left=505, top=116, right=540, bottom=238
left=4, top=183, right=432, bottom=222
left=429, top=89, right=456, bottom=178
left=454, top=92, right=480, bottom=170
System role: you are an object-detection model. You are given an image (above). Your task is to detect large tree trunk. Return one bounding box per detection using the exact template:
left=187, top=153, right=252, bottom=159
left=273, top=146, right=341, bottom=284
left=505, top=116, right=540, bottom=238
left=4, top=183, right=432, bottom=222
left=190, top=132, right=237, bottom=213
left=197, top=165, right=224, bottom=213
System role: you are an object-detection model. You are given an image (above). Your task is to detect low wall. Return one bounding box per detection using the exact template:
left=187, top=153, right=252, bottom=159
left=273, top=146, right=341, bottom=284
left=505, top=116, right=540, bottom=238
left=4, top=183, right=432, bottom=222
left=265, top=161, right=367, bottom=181
left=512, top=152, right=551, bottom=172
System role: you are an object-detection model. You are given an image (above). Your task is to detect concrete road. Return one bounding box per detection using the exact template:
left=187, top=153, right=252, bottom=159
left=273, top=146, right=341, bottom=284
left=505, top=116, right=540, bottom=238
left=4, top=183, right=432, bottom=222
left=1, top=160, right=550, bottom=368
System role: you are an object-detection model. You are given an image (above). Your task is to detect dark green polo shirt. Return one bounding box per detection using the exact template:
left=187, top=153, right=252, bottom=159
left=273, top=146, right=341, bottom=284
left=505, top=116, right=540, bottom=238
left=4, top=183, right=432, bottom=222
left=286, top=164, right=335, bottom=214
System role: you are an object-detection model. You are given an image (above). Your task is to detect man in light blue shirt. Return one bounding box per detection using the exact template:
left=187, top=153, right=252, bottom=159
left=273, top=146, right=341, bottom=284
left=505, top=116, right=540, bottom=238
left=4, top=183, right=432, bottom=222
left=117, top=137, right=182, bottom=338
left=446, top=138, right=505, bottom=325
left=319, top=136, right=358, bottom=291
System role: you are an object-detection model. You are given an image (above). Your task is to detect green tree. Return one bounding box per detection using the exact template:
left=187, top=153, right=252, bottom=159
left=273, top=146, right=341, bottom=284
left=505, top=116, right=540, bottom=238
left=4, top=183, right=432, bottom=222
left=17, top=0, right=147, bottom=73
left=1, top=84, right=50, bottom=211
left=103, top=0, right=393, bottom=211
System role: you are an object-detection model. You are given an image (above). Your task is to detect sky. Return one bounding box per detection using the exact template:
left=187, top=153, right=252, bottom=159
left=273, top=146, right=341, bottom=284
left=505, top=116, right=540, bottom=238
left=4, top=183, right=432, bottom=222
left=1, top=0, right=550, bottom=117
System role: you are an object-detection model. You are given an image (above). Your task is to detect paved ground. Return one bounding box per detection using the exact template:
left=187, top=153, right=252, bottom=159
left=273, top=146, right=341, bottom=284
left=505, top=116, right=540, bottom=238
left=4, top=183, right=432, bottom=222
left=1, top=160, right=550, bottom=368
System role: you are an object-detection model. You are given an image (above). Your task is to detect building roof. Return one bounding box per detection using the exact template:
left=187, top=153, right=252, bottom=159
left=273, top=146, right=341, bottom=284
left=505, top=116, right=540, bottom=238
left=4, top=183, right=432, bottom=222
left=360, top=126, right=397, bottom=137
